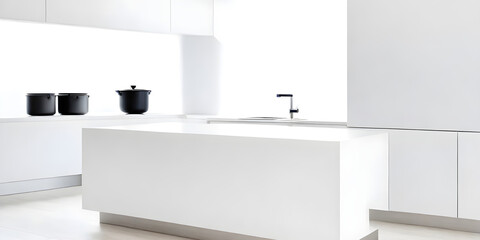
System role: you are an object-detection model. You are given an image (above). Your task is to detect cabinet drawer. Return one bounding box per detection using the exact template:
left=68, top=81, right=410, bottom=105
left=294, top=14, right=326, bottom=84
left=458, top=132, right=480, bottom=220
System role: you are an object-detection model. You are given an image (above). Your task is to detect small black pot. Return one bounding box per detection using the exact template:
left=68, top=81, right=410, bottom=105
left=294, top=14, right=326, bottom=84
left=27, top=93, right=56, bottom=116
left=116, top=85, right=151, bottom=114
left=58, top=93, right=89, bottom=115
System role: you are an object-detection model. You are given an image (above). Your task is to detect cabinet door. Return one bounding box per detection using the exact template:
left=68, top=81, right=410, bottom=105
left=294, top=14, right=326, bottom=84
left=171, top=0, right=213, bottom=35
left=348, top=0, right=480, bottom=132
left=0, top=0, right=45, bottom=22
left=46, top=0, right=170, bottom=33
left=389, top=130, right=457, bottom=217
left=458, top=133, right=480, bottom=220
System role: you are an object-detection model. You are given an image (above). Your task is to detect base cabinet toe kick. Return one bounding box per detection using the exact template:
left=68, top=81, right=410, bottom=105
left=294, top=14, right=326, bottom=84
left=82, top=123, right=389, bottom=240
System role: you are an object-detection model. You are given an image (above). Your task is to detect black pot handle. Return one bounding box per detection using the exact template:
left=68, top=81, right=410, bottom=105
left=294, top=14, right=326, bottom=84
left=148, top=90, right=152, bottom=95
left=116, top=90, right=122, bottom=96
left=131, top=85, right=136, bottom=90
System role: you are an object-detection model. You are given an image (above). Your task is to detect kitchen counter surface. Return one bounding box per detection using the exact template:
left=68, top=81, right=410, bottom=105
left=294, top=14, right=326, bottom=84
left=95, top=121, right=385, bottom=142
left=0, top=113, right=185, bottom=123
left=206, top=117, right=347, bottom=127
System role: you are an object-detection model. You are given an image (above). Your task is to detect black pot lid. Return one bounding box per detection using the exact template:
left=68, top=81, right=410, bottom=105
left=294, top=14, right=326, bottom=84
left=116, top=85, right=151, bottom=92
left=58, top=93, right=88, bottom=96
left=27, top=93, right=55, bottom=96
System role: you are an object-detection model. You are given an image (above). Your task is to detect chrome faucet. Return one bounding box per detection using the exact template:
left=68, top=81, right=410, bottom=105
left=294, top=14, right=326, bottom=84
left=277, top=94, right=299, bottom=119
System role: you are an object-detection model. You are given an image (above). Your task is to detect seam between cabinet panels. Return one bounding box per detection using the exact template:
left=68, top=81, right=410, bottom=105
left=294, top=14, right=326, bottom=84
left=388, top=132, right=390, bottom=211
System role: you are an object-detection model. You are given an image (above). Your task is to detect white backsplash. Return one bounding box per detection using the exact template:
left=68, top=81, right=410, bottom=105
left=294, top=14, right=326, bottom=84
left=0, top=20, right=182, bottom=117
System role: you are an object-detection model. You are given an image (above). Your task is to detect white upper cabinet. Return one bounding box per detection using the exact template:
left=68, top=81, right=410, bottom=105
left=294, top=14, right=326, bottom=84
left=171, top=0, right=213, bottom=35
left=0, top=0, right=45, bottom=22
left=458, top=132, right=480, bottom=220
left=46, top=0, right=171, bottom=33
left=389, top=130, right=457, bottom=218
left=348, top=0, right=480, bottom=131
left=0, top=0, right=213, bottom=35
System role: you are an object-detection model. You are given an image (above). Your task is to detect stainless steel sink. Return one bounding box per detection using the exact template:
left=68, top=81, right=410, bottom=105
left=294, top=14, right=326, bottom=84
left=207, top=117, right=347, bottom=127
left=237, top=117, right=286, bottom=121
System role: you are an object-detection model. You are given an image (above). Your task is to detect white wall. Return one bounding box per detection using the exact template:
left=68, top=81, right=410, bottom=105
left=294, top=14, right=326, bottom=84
left=0, top=20, right=182, bottom=117
left=1, top=0, right=347, bottom=121
left=214, top=0, right=347, bottom=121
left=181, top=36, right=221, bottom=115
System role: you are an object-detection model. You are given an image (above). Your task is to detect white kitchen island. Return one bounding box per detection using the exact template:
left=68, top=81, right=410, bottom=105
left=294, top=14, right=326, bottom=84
left=82, top=122, right=388, bottom=240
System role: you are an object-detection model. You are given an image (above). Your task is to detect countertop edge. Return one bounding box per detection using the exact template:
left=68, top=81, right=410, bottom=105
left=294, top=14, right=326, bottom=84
left=0, top=113, right=186, bottom=123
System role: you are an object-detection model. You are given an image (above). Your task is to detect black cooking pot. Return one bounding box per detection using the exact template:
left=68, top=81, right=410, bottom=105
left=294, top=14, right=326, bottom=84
left=27, top=93, right=56, bottom=116
left=116, top=85, right=151, bottom=114
left=58, top=93, right=89, bottom=115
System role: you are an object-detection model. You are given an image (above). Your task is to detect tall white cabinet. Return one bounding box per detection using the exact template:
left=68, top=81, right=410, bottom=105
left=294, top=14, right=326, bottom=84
left=0, top=0, right=45, bottom=22
left=458, top=133, right=480, bottom=220
left=348, top=0, right=480, bottom=222
left=389, top=130, right=457, bottom=218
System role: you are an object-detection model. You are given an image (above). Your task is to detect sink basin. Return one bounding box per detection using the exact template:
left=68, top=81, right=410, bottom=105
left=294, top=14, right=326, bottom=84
left=206, top=117, right=347, bottom=127
left=237, top=117, right=286, bottom=121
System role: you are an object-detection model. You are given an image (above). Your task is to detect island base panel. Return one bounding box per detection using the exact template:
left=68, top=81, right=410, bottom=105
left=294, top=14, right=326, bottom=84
left=100, top=212, right=272, bottom=240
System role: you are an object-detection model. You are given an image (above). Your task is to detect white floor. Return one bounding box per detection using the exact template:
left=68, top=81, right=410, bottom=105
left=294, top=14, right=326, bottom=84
left=0, top=187, right=479, bottom=240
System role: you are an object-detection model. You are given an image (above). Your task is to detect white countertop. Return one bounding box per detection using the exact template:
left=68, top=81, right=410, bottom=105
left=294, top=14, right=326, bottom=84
left=0, top=113, right=185, bottom=123
left=206, top=117, right=347, bottom=126
left=94, top=122, right=385, bottom=142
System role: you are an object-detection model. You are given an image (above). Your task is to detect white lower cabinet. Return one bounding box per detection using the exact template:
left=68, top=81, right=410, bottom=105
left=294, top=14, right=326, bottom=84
left=389, top=130, right=457, bottom=217
left=46, top=0, right=171, bottom=33
left=0, top=0, right=45, bottom=22
left=458, top=132, right=480, bottom=220
left=0, top=116, right=179, bottom=184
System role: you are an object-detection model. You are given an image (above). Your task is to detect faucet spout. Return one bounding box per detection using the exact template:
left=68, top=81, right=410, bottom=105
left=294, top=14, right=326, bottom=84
left=277, top=94, right=299, bottom=119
